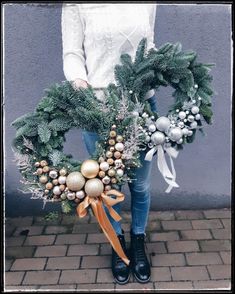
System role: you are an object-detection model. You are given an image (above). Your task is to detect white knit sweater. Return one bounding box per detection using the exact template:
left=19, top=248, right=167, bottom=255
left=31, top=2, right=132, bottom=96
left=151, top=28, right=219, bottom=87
left=61, top=3, right=157, bottom=99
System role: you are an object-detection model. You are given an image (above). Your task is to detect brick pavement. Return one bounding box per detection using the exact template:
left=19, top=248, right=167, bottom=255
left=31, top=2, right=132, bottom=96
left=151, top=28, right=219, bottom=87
left=4, top=208, right=231, bottom=291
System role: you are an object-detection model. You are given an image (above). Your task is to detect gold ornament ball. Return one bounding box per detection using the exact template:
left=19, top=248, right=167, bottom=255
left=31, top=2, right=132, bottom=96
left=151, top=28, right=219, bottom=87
left=105, top=185, right=112, bottom=191
left=34, top=161, right=40, bottom=167
left=39, top=175, right=48, bottom=184
left=106, top=151, right=113, bottom=158
left=81, top=159, right=100, bottom=179
left=114, top=151, right=121, bottom=159
left=108, top=139, right=116, bottom=146
left=58, top=176, right=67, bottom=185
left=45, top=182, right=53, bottom=190
left=36, top=168, right=43, bottom=175
left=40, top=160, right=48, bottom=167
left=59, top=184, right=65, bottom=191
left=85, top=178, right=104, bottom=197
left=107, top=158, right=114, bottom=165
left=99, top=171, right=106, bottom=178
left=59, top=168, right=67, bottom=176
left=116, top=135, right=124, bottom=142
left=108, top=169, right=116, bottom=177
left=111, top=178, right=117, bottom=184
left=66, top=171, right=86, bottom=191
left=110, top=146, right=115, bottom=152
left=42, top=166, right=50, bottom=173
left=110, top=130, right=116, bottom=138
left=115, top=142, right=124, bottom=152
left=60, top=193, right=67, bottom=200
left=98, top=157, right=105, bottom=163
left=52, top=179, right=59, bottom=185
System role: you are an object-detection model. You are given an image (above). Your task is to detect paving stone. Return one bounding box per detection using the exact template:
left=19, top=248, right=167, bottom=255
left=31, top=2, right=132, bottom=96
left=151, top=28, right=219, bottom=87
left=5, top=259, right=14, bottom=271
left=211, top=229, right=231, bottom=240
left=146, top=242, right=167, bottom=254
left=55, top=233, right=86, bottom=245
left=33, top=216, right=62, bottom=225
left=5, top=286, right=38, bottom=290
left=46, top=256, right=81, bottom=270
left=220, top=251, right=231, bottom=264
left=72, top=223, right=101, bottom=234
left=11, top=258, right=46, bottom=271
left=181, top=229, right=212, bottom=240
left=67, top=244, right=99, bottom=256
left=192, top=219, right=223, bottom=229
left=24, top=235, right=56, bottom=246
left=162, top=220, right=192, bottom=230
left=193, top=280, right=231, bottom=290
left=151, top=267, right=171, bottom=282
left=155, top=281, right=193, bottom=290
left=59, top=269, right=96, bottom=284
left=203, top=209, right=231, bottom=219
left=199, top=240, right=231, bottom=252
left=5, top=271, right=25, bottom=285
left=116, top=282, right=154, bottom=290
left=34, top=245, right=67, bottom=257
left=5, top=225, right=16, bottom=237
left=146, top=221, right=161, bottom=231
left=207, top=265, right=231, bottom=279
left=99, top=243, right=112, bottom=255
left=171, top=266, right=209, bottom=281
left=6, top=246, right=35, bottom=259
left=97, top=269, right=115, bottom=283
left=81, top=256, right=110, bottom=269
left=61, top=214, right=89, bottom=225
left=23, top=270, right=60, bottom=285
left=6, top=236, right=26, bottom=246
left=44, top=225, right=70, bottom=234
left=186, top=253, right=223, bottom=265
left=175, top=210, right=204, bottom=220
left=86, top=233, right=109, bottom=244
left=77, top=283, right=115, bottom=290
left=221, top=219, right=231, bottom=228
left=153, top=211, right=175, bottom=221
left=151, top=253, right=186, bottom=266
left=13, top=226, right=44, bottom=236
left=40, top=284, right=76, bottom=289
left=150, top=231, right=180, bottom=242
left=6, top=217, right=33, bottom=227
left=167, top=241, right=199, bottom=253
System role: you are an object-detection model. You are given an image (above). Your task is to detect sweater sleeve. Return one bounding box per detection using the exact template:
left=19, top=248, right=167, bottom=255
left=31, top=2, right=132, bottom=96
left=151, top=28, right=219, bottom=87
left=146, top=4, right=157, bottom=51
left=61, top=4, right=88, bottom=82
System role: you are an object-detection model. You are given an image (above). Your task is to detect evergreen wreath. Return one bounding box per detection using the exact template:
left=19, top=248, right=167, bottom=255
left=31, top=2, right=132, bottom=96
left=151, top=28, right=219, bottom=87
left=11, top=38, right=215, bottom=212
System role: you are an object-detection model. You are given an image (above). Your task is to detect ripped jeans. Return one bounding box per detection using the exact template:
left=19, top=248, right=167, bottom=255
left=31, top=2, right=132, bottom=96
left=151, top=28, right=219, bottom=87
left=82, top=95, right=157, bottom=235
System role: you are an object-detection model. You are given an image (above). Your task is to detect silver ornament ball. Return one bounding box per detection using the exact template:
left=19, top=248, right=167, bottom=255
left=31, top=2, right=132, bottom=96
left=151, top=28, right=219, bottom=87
left=168, top=127, right=183, bottom=142
left=116, top=169, right=124, bottom=177
left=156, top=117, right=171, bottom=132
left=190, top=121, right=198, bottom=129
left=187, top=115, right=195, bottom=122
left=58, top=176, right=67, bottom=185
left=99, top=161, right=109, bottom=172
left=115, top=143, right=124, bottom=152
left=49, top=170, right=58, bottom=179
left=151, top=131, right=166, bottom=145
left=178, top=122, right=185, bottom=128
left=178, top=111, right=186, bottom=119
left=148, top=124, right=156, bottom=133
left=191, top=106, right=200, bottom=114
left=53, top=186, right=61, bottom=196
left=76, top=190, right=85, bottom=199
left=195, top=114, right=201, bottom=120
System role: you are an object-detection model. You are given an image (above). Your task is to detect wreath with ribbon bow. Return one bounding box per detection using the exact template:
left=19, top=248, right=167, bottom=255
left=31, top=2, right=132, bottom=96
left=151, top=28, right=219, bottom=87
left=11, top=38, right=214, bottom=264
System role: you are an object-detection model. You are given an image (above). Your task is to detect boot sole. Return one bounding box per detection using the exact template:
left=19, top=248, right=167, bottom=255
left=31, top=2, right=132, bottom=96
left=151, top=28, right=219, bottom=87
left=133, top=272, right=151, bottom=284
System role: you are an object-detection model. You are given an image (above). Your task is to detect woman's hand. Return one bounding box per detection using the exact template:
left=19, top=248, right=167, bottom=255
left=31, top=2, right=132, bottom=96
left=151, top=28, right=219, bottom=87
left=72, top=78, right=89, bottom=90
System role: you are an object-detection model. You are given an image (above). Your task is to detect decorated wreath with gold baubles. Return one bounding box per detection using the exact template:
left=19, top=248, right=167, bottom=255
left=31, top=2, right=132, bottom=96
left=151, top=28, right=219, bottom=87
left=11, top=38, right=214, bottom=264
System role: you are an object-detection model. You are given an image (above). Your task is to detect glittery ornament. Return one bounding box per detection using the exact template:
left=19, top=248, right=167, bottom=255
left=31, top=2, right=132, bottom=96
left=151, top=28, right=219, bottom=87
left=40, top=160, right=48, bottom=167
left=109, top=131, right=116, bottom=138
left=182, top=128, right=189, bottom=136
left=168, top=127, right=183, bottom=142
left=59, top=168, right=67, bottom=176
left=52, top=179, right=59, bottom=185
left=45, top=182, right=53, bottom=190
left=111, top=178, right=117, bottom=184
left=115, top=143, right=124, bottom=152
left=107, top=158, right=114, bottom=165
left=76, top=190, right=85, bottom=199
left=100, top=161, right=109, bottom=171
left=60, top=193, right=67, bottom=200
left=59, top=185, right=65, bottom=191
left=36, top=168, right=43, bottom=175
left=39, top=175, right=48, bottom=184
left=116, top=169, right=124, bottom=177
left=67, top=192, right=76, bottom=200
left=187, top=115, right=195, bottom=122
left=148, top=124, right=156, bottom=133
left=66, top=172, right=85, bottom=191
left=114, top=159, right=122, bottom=168
left=178, top=122, right=185, bottom=128
left=85, top=179, right=104, bottom=197
left=81, top=160, right=100, bottom=179
left=108, top=169, right=116, bottom=177
left=49, top=170, right=58, bottom=179
left=102, top=176, right=111, bottom=184
left=114, top=151, right=121, bottom=159
left=108, top=139, right=116, bottom=146
left=42, top=166, right=50, bottom=173
left=53, top=186, right=61, bottom=195
left=178, top=111, right=186, bottom=119
left=151, top=131, right=165, bottom=145
left=98, top=157, right=105, bottom=163
left=106, top=151, right=113, bottom=158
left=116, top=135, right=124, bottom=142
left=156, top=117, right=171, bottom=132
left=58, top=176, right=67, bottom=185
left=99, top=170, right=106, bottom=178
left=190, top=121, right=198, bottom=129
left=34, top=162, right=40, bottom=167
left=195, top=114, right=201, bottom=120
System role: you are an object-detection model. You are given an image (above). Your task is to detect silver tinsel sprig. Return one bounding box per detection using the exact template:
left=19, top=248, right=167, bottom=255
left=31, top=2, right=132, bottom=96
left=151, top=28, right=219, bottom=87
left=22, top=136, right=34, bottom=151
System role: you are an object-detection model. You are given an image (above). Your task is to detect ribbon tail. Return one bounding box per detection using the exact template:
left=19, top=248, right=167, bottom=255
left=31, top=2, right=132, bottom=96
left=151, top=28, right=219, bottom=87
left=91, top=200, right=130, bottom=265
left=77, top=196, right=90, bottom=218
left=145, top=146, right=157, bottom=161
left=157, top=145, right=179, bottom=193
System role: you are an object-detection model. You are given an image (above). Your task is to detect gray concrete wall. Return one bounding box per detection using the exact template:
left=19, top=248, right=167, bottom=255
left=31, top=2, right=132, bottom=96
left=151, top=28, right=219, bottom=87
left=4, top=4, right=232, bottom=216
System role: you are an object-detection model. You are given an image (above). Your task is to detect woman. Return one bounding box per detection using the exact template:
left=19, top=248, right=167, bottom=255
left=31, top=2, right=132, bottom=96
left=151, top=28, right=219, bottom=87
left=61, top=3, right=157, bottom=284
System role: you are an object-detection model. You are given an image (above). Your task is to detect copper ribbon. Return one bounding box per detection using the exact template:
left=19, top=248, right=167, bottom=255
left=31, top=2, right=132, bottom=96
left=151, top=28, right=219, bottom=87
left=77, top=189, right=130, bottom=265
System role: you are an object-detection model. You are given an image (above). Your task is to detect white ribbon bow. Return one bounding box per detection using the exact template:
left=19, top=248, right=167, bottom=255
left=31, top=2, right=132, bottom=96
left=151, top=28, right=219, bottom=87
left=145, top=144, right=179, bottom=193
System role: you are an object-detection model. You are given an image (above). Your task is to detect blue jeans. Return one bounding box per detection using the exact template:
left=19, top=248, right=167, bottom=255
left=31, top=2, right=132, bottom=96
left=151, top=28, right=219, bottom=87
left=82, top=95, right=157, bottom=235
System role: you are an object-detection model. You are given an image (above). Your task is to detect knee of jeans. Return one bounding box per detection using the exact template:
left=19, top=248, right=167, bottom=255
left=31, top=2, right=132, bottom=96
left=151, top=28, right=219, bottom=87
left=129, top=180, right=150, bottom=195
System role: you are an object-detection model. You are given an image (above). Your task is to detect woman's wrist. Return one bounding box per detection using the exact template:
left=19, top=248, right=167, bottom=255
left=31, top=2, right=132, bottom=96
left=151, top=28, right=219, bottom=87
left=72, top=78, right=89, bottom=90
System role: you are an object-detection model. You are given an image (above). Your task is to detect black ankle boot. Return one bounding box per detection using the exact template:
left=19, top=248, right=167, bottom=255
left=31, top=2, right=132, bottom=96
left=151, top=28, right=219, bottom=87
left=130, top=231, right=151, bottom=283
left=111, top=234, right=130, bottom=285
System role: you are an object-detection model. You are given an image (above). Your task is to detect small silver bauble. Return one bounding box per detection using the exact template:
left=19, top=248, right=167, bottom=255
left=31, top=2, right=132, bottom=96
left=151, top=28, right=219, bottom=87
left=151, top=131, right=166, bottom=145
left=115, top=142, right=124, bottom=152
left=58, top=176, right=67, bottom=185
left=177, top=138, right=183, bottom=144
left=76, top=190, right=85, bottom=199
left=178, top=122, right=185, bottom=128
left=192, top=100, right=196, bottom=104
left=142, top=113, right=148, bottom=118
left=99, top=161, right=109, bottom=172
left=198, top=97, right=202, bottom=100
left=156, top=116, right=171, bottom=132
left=53, top=186, right=61, bottom=196
left=148, top=124, right=156, bottom=133
left=151, top=116, right=155, bottom=119
left=148, top=142, right=154, bottom=149
left=186, top=110, right=189, bottom=115
left=188, top=130, right=193, bottom=136
left=145, top=135, right=151, bottom=142
left=102, top=176, right=111, bottom=185
left=190, top=121, right=198, bottom=129
left=116, top=169, right=124, bottom=177
left=194, top=84, right=198, bottom=89
left=184, top=119, right=187, bottom=123
left=129, top=90, right=133, bottom=94
left=176, top=109, right=180, bottom=113
left=168, top=127, right=183, bottom=142
left=132, top=111, right=139, bottom=117
left=191, top=106, right=200, bottom=114
left=195, top=114, right=201, bottom=120
left=187, top=115, right=195, bottom=122
left=67, top=192, right=76, bottom=200
left=178, top=111, right=186, bottom=119
left=182, top=128, right=189, bottom=136
left=49, top=170, right=58, bottom=179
